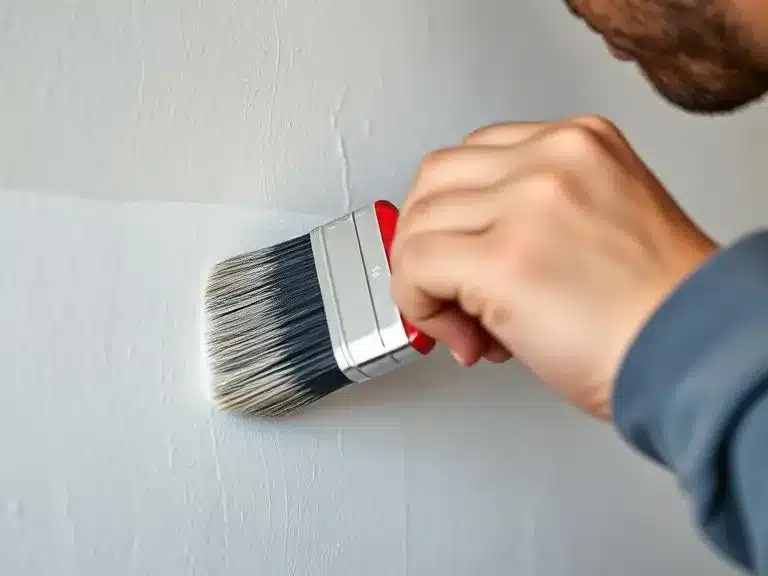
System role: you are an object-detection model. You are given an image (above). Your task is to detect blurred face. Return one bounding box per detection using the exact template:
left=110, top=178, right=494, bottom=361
left=565, top=0, right=768, bottom=113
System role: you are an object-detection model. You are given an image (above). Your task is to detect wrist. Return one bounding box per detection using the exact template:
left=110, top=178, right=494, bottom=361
left=605, top=238, right=719, bottom=420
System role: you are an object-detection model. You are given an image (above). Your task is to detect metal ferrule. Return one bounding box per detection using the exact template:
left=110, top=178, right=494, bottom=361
left=309, top=205, right=420, bottom=383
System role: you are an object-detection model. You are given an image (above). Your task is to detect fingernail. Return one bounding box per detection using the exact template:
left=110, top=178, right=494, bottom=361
left=451, top=350, right=469, bottom=366
left=484, top=348, right=511, bottom=364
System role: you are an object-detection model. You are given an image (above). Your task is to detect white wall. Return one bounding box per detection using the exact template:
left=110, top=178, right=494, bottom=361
left=1, top=0, right=766, bottom=573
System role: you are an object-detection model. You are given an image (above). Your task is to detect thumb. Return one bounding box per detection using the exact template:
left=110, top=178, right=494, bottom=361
left=390, top=230, right=499, bottom=366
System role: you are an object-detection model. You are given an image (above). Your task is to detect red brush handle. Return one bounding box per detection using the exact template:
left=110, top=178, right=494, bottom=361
left=374, top=200, right=436, bottom=355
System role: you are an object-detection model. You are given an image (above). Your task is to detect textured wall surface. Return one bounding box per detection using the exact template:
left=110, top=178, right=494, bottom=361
left=2, top=0, right=767, bottom=225
left=0, top=191, right=738, bottom=575
left=2, top=0, right=767, bottom=574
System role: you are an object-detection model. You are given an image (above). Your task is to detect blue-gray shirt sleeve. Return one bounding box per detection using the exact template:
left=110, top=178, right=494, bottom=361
left=613, top=231, right=768, bottom=573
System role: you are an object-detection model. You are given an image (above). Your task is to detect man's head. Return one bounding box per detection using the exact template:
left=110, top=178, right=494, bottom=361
left=565, top=0, right=768, bottom=113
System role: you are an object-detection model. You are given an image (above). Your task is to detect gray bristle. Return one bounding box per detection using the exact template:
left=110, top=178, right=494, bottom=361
left=203, top=233, right=351, bottom=416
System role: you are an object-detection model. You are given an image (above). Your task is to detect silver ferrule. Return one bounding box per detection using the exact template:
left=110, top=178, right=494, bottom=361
left=309, top=204, right=421, bottom=383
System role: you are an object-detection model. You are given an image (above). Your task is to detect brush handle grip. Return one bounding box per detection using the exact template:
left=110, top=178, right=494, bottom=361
left=374, top=200, right=436, bottom=355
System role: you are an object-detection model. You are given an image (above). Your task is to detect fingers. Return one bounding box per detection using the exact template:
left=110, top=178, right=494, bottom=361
left=418, top=305, right=510, bottom=367
left=395, top=140, right=559, bottom=258
left=403, top=116, right=625, bottom=228
left=465, top=115, right=632, bottom=165
left=403, top=146, right=515, bottom=211
left=463, top=121, right=550, bottom=146
left=393, top=145, right=523, bottom=259
left=464, top=116, right=615, bottom=146
left=483, top=340, right=513, bottom=363
left=392, top=187, right=502, bottom=261
left=391, top=114, right=635, bottom=369
left=462, top=119, right=616, bottom=186
left=390, top=230, right=496, bottom=364
left=434, top=306, right=493, bottom=367
left=396, top=117, right=625, bottom=261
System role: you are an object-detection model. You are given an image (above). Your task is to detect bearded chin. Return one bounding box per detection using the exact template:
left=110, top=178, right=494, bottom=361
left=639, top=62, right=768, bottom=114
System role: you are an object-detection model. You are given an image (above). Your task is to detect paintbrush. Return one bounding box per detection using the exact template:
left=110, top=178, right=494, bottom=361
left=202, top=200, right=436, bottom=416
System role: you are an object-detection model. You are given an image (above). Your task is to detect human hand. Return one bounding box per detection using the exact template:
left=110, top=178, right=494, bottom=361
left=389, top=116, right=718, bottom=419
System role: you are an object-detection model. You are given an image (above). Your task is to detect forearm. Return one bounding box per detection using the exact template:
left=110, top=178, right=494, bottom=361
left=614, top=231, right=768, bottom=572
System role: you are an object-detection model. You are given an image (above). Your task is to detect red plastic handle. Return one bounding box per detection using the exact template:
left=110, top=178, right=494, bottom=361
left=374, top=200, right=436, bottom=355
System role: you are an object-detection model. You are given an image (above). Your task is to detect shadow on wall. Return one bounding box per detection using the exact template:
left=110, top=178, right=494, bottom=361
left=253, top=348, right=560, bottom=426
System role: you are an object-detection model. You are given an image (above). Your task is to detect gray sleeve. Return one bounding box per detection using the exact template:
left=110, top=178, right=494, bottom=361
left=613, top=231, right=768, bottom=573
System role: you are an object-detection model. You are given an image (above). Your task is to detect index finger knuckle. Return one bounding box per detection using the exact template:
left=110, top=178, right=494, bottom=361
left=550, top=123, right=609, bottom=160
left=403, top=192, right=437, bottom=225
left=462, top=122, right=513, bottom=145
left=572, top=114, right=619, bottom=136
left=405, top=147, right=458, bottom=205
left=509, top=169, right=580, bottom=212
left=418, top=147, right=457, bottom=179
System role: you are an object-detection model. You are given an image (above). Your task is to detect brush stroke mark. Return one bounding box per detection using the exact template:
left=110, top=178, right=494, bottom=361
left=336, top=426, right=345, bottom=460
left=183, top=539, right=193, bottom=572
left=289, top=45, right=298, bottom=73
left=243, top=73, right=258, bottom=121
left=266, top=0, right=282, bottom=145
left=166, top=434, right=175, bottom=469
left=5, top=499, right=19, bottom=517
left=112, top=387, right=141, bottom=570
left=311, top=436, right=318, bottom=483
left=131, top=0, right=146, bottom=116
left=61, top=483, right=77, bottom=550
left=293, top=447, right=306, bottom=569
left=257, top=429, right=274, bottom=549
left=335, top=425, right=351, bottom=566
left=130, top=0, right=146, bottom=171
left=262, top=0, right=282, bottom=207
left=331, top=89, right=352, bottom=212
left=522, top=503, right=539, bottom=575
left=271, top=431, right=290, bottom=568
left=128, top=534, right=141, bottom=573
left=208, top=419, right=230, bottom=569
left=0, top=2, right=16, bottom=36
left=399, top=422, right=409, bottom=575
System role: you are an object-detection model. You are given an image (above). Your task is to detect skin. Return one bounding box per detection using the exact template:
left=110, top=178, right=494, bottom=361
left=389, top=0, right=768, bottom=419
left=566, top=0, right=768, bottom=113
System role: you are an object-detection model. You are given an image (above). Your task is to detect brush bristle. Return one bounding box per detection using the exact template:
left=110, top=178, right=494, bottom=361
left=203, top=233, right=351, bottom=416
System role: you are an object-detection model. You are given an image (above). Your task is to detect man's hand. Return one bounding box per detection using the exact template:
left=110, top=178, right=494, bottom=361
left=389, top=116, right=718, bottom=419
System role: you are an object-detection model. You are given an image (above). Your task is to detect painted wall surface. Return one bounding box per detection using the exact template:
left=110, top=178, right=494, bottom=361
left=0, top=191, right=737, bottom=575
left=1, top=0, right=767, bottom=574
